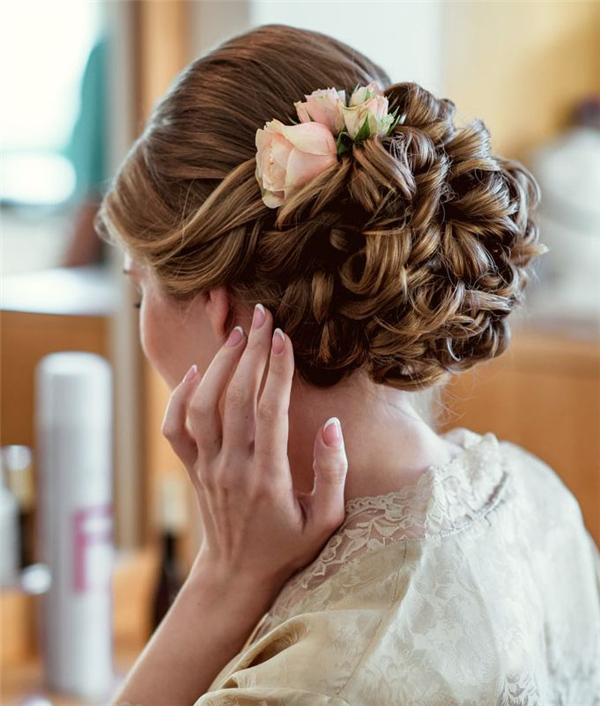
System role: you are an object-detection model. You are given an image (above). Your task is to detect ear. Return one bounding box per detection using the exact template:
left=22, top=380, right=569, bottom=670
left=203, top=285, right=237, bottom=342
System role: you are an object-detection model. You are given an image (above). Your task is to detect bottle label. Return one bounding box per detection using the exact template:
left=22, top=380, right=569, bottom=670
left=73, top=504, right=113, bottom=593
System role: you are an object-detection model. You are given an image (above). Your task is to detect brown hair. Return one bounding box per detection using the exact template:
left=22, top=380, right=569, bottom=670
left=96, top=23, right=547, bottom=392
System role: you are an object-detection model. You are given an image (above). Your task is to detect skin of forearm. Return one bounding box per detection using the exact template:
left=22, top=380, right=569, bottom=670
left=108, top=558, right=282, bottom=706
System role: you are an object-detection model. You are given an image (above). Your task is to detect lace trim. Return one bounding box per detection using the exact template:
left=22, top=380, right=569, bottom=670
left=251, top=427, right=506, bottom=643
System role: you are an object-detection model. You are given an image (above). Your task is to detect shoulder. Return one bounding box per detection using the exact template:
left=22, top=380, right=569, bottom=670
left=497, top=436, right=585, bottom=524
left=497, top=436, right=600, bottom=593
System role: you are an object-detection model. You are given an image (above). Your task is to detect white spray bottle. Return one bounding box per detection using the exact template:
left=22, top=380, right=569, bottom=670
left=35, top=351, right=114, bottom=700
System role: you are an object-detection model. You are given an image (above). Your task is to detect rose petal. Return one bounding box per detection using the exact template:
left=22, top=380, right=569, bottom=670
left=295, top=102, right=314, bottom=124
left=294, top=87, right=345, bottom=134
left=280, top=122, right=337, bottom=156
left=341, top=104, right=369, bottom=140
left=366, top=80, right=384, bottom=96
left=256, top=129, right=293, bottom=193
left=262, top=189, right=284, bottom=208
left=269, top=133, right=293, bottom=169
left=285, top=148, right=338, bottom=193
left=255, top=164, right=283, bottom=209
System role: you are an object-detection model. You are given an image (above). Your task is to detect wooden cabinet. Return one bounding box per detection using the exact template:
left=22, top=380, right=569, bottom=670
left=0, top=310, right=110, bottom=449
left=439, top=318, right=600, bottom=547
left=0, top=547, right=159, bottom=703
left=0, top=266, right=118, bottom=548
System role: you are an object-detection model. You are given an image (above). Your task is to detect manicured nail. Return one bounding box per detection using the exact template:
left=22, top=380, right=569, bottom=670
left=183, top=364, right=198, bottom=383
left=323, top=417, right=342, bottom=448
left=252, top=303, right=266, bottom=329
left=272, top=328, right=285, bottom=355
left=226, top=326, right=244, bottom=347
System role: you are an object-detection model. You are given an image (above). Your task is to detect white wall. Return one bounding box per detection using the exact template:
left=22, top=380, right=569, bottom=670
left=191, top=1, right=252, bottom=57
left=251, top=1, right=443, bottom=93
left=191, top=0, right=443, bottom=94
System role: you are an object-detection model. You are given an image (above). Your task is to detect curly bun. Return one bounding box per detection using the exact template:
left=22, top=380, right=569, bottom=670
left=96, top=23, right=547, bottom=391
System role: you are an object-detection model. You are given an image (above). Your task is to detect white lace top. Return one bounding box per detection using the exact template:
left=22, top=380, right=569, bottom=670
left=194, top=427, right=600, bottom=706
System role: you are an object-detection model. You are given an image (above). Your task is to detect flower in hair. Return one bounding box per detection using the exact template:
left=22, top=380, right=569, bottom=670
left=341, top=82, right=398, bottom=142
left=254, top=119, right=339, bottom=209
left=255, top=81, right=404, bottom=208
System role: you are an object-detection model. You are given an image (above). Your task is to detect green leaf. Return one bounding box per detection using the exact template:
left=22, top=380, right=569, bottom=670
left=387, top=112, right=406, bottom=135
left=336, top=131, right=352, bottom=155
left=355, top=114, right=371, bottom=142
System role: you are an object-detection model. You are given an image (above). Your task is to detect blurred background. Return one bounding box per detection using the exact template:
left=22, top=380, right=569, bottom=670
left=1, top=1, right=599, bottom=702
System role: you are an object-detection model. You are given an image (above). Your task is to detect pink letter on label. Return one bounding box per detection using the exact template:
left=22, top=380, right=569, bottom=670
left=73, top=504, right=113, bottom=593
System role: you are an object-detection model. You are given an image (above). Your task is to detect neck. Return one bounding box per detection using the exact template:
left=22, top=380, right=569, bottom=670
left=287, top=371, right=460, bottom=504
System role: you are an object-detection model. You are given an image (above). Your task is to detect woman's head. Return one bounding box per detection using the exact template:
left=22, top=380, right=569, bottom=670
left=97, top=23, right=547, bottom=394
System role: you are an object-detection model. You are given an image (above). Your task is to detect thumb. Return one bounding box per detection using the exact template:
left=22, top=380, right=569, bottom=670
left=308, top=417, right=348, bottom=530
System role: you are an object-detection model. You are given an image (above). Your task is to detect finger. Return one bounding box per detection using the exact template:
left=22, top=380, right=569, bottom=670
left=254, top=327, right=295, bottom=484
left=222, top=304, right=273, bottom=452
left=161, top=364, right=202, bottom=468
left=306, top=418, right=348, bottom=533
left=187, top=326, right=247, bottom=459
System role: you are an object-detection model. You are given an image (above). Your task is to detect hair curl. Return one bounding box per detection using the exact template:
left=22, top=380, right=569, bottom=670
left=96, top=23, right=547, bottom=392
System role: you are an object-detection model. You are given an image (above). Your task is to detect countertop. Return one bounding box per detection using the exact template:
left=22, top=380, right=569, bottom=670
left=1, top=265, right=117, bottom=317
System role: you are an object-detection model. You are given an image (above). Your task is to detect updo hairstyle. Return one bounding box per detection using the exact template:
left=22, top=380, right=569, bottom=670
left=96, top=23, right=547, bottom=392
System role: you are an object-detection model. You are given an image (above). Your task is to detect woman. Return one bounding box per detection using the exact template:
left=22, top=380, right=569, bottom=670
left=100, top=24, right=600, bottom=706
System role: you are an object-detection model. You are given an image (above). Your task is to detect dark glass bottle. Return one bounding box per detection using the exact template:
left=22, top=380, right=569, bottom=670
left=150, top=529, right=186, bottom=631
left=1, top=445, right=36, bottom=569
left=149, top=474, right=188, bottom=633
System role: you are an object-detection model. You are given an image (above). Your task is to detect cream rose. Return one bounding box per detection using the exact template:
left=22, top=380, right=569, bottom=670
left=341, top=94, right=395, bottom=141
left=348, top=80, right=385, bottom=106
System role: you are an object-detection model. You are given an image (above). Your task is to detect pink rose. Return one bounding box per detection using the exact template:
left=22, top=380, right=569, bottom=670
left=255, top=118, right=338, bottom=208
left=294, top=87, right=346, bottom=135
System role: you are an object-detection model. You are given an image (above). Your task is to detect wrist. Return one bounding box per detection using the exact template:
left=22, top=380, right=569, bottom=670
left=188, top=550, right=285, bottom=615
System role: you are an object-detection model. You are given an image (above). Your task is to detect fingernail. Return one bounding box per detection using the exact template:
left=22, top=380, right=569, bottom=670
left=323, top=417, right=342, bottom=448
left=252, top=303, right=266, bottom=329
left=226, top=326, right=244, bottom=347
left=183, top=364, right=198, bottom=383
left=272, top=328, right=285, bottom=355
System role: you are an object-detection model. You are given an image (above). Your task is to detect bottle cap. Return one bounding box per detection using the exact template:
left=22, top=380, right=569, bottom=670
left=35, top=352, right=112, bottom=427
left=2, top=445, right=35, bottom=511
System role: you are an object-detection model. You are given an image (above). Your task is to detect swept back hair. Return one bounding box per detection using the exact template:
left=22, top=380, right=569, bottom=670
left=96, top=23, right=547, bottom=394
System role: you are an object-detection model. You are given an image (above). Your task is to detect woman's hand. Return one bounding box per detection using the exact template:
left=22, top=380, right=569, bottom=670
left=161, top=303, right=349, bottom=591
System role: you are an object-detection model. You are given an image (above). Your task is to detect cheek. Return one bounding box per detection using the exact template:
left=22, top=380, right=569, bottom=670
left=139, top=301, right=172, bottom=372
left=138, top=297, right=193, bottom=388
left=135, top=288, right=216, bottom=389
left=139, top=307, right=158, bottom=364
